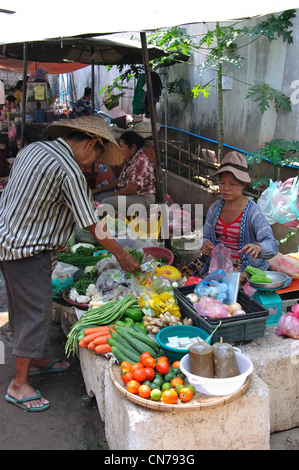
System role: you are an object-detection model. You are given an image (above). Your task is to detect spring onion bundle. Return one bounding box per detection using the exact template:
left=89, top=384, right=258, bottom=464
left=65, top=293, right=140, bottom=357
left=57, top=252, right=111, bottom=267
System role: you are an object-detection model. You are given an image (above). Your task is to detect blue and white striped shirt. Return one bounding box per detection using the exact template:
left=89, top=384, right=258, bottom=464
left=0, top=138, right=98, bottom=260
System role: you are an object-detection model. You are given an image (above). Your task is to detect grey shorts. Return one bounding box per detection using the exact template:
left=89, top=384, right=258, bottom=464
left=0, top=251, right=53, bottom=358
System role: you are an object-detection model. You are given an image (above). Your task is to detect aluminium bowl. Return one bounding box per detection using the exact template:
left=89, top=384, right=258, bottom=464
left=249, top=271, right=288, bottom=290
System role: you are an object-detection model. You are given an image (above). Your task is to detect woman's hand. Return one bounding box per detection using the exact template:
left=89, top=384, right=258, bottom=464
left=201, top=240, right=214, bottom=256
left=239, top=243, right=262, bottom=259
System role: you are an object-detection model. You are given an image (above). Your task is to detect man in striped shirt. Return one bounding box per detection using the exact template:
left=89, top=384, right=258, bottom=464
left=0, top=116, right=140, bottom=412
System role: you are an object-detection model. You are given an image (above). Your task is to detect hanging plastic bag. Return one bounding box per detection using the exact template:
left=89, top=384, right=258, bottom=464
left=277, top=304, right=299, bottom=339
left=257, top=177, right=299, bottom=225
left=209, top=243, right=234, bottom=273
left=268, top=252, right=299, bottom=279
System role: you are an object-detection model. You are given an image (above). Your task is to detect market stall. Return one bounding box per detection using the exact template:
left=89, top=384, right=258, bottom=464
left=51, top=219, right=299, bottom=449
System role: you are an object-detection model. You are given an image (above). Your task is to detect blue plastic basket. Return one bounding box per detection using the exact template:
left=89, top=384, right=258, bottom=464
left=156, top=325, right=211, bottom=362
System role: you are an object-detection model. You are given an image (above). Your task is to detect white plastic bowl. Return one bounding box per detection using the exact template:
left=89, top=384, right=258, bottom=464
left=180, top=351, right=253, bottom=396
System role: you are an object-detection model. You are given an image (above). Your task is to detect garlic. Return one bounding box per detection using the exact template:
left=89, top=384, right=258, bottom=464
left=186, top=293, right=199, bottom=304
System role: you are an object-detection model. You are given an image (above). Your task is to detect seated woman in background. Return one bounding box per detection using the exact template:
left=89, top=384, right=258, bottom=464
left=179, top=151, right=279, bottom=279
left=92, top=131, right=156, bottom=215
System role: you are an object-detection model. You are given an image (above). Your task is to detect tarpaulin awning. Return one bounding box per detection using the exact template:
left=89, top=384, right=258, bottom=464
left=0, top=1, right=298, bottom=44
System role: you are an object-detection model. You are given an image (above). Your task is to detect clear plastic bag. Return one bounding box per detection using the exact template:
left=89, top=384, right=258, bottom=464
left=209, top=243, right=233, bottom=273
left=194, top=269, right=228, bottom=302
left=257, top=177, right=299, bottom=225
left=277, top=304, right=299, bottom=339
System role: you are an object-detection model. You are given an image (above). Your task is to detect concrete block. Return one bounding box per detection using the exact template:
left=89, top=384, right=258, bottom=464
left=104, top=370, right=270, bottom=451
left=79, top=348, right=107, bottom=421
left=238, top=326, right=299, bottom=432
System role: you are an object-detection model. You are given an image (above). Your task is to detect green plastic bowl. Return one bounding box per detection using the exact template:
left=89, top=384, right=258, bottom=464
left=156, top=325, right=211, bottom=362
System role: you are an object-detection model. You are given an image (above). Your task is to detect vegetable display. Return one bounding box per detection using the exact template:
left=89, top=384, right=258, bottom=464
left=65, top=294, right=142, bottom=357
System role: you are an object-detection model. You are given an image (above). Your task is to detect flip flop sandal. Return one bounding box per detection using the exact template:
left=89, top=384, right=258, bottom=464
left=5, top=389, right=50, bottom=412
left=29, top=358, right=70, bottom=377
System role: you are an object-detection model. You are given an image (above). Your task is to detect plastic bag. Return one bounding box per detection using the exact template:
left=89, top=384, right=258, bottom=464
left=277, top=304, right=299, bottom=339
left=268, top=252, right=299, bottom=279
left=194, top=269, right=228, bottom=302
left=209, top=243, right=233, bottom=273
left=257, top=178, right=299, bottom=225
left=51, top=277, right=74, bottom=300
left=193, top=296, right=228, bottom=319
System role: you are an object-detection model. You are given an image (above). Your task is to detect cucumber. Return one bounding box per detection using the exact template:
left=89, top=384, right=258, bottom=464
left=111, top=346, right=136, bottom=364
left=110, top=332, right=141, bottom=358
left=107, top=338, right=140, bottom=363
left=131, top=323, right=148, bottom=336
left=124, top=326, right=160, bottom=352
left=124, top=307, right=143, bottom=322
left=115, top=327, right=157, bottom=357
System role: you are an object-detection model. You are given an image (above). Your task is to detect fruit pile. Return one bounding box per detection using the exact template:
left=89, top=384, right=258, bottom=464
left=120, top=353, right=195, bottom=404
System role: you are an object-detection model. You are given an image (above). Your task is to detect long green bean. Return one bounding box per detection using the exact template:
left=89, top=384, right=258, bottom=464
left=65, top=294, right=139, bottom=357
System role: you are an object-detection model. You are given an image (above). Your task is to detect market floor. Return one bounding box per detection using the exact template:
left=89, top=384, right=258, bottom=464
left=0, top=273, right=298, bottom=451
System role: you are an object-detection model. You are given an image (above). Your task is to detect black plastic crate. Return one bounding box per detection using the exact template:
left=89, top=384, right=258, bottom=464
left=174, top=285, right=269, bottom=344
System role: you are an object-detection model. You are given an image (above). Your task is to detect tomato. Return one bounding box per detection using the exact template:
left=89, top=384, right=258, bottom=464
left=144, top=367, right=155, bottom=381
left=131, top=362, right=144, bottom=372
left=126, top=380, right=141, bottom=394
left=133, top=367, right=147, bottom=382
left=157, top=356, right=169, bottom=363
left=139, top=352, right=151, bottom=364
left=138, top=384, right=151, bottom=399
left=142, top=356, right=156, bottom=369
left=170, top=377, right=183, bottom=388
left=155, top=360, right=169, bottom=375
left=162, top=389, right=178, bottom=404
left=121, top=370, right=134, bottom=386
left=172, top=361, right=181, bottom=370
left=120, top=361, right=132, bottom=371
left=179, top=387, right=193, bottom=402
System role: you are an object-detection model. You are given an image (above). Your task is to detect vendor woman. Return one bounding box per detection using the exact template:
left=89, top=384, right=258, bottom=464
left=180, top=151, right=279, bottom=278
left=92, top=131, right=156, bottom=214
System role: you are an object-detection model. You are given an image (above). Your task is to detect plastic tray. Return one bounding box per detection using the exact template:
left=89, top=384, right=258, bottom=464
left=174, top=285, right=269, bottom=344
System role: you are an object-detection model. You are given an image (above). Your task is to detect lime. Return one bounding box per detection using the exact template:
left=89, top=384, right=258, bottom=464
left=152, top=376, right=164, bottom=387
left=175, top=384, right=184, bottom=394
left=142, top=380, right=153, bottom=388
left=151, top=388, right=162, bottom=401
left=164, top=371, right=175, bottom=382
left=186, top=384, right=196, bottom=394
left=162, top=382, right=172, bottom=391
left=172, top=367, right=180, bottom=376
left=149, top=382, right=159, bottom=390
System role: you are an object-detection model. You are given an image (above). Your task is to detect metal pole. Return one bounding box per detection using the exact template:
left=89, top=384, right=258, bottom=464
left=21, top=42, right=28, bottom=148
left=91, top=46, right=95, bottom=114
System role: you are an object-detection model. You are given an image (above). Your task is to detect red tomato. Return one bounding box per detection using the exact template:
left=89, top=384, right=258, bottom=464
left=172, top=361, right=181, bottom=370
left=139, top=352, right=151, bottom=364
left=170, top=377, right=183, bottom=388
left=162, top=389, right=178, bottom=404
left=138, top=384, right=151, bottom=399
left=157, top=356, right=169, bottom=363
left=126, top=380, right=141, bottom=394
left=131, top=362, right=144, bottom=372
left=120, top=361, right=132, bottom=371
left=142, top=356, right=156, bottom=369
left=121, top=370, right=134, bottom=386
left=144, top=367, right=155, bottom=381
left=155, top=360, right=169, bottom=375
left=179, top=387, right=193, bottom=402
left=133, top=367, right=147, bottom=383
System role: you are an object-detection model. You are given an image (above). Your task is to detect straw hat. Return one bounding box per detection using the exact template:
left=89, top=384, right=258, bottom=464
left=47, top=115, right=125, bottom=165
left=214, top=151, right=251, bottom=183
